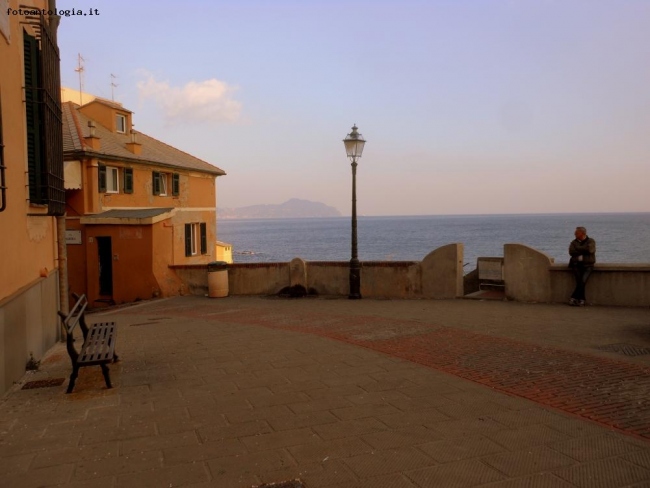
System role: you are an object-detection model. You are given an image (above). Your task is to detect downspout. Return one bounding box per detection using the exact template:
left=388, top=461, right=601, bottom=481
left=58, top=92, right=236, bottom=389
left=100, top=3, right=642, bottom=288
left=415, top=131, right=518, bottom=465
left=50, top=1, right=69, bottom=326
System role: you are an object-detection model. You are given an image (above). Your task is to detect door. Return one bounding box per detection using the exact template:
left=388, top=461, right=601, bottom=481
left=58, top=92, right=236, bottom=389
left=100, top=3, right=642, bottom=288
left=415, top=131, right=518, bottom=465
left=97, top=236, right=113, bottom=296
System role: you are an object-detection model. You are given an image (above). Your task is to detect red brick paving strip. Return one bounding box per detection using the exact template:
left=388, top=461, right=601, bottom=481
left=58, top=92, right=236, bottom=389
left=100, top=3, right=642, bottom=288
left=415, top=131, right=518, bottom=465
left=130, top=306, right=650, bottom=440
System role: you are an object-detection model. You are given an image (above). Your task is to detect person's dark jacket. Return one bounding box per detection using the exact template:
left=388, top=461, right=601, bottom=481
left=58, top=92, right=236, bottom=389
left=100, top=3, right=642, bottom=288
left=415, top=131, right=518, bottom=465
left=569, top=236, right=596, bottom=266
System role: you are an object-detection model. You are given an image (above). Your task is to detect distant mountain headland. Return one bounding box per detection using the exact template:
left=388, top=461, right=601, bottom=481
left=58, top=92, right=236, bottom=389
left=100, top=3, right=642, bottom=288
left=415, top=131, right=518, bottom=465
left=218, top=199, right=342, bottom=219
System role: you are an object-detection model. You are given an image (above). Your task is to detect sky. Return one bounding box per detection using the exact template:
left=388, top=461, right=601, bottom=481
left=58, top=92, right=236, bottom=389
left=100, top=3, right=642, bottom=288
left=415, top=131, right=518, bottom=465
left=55, top=0, right=650, bottom=216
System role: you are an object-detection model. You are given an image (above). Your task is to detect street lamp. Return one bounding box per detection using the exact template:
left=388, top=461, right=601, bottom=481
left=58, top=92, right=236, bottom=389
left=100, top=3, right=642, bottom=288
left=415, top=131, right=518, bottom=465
left=343, top=124, right=366, bottom=299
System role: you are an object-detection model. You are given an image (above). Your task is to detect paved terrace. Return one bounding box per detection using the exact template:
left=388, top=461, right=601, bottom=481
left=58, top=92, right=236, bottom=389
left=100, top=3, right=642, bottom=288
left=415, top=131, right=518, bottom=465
left=2, top=296, right=650, bottom=488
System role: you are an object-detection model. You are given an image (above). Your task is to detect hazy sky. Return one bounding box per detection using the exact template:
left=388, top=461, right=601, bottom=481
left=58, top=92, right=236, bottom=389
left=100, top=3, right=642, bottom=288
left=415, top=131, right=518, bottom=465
left=55, top=0, right=649, bottom=216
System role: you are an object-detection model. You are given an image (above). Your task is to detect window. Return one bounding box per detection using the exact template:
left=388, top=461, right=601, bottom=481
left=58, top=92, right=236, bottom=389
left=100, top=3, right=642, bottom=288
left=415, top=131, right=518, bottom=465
left=159, top=173, right=168, bottom=196
left=152, top=171, right=169, bottom=196
left=123, top=168, right=133, bottom=194
left=22, top=25, right=64, bottom=215
left=185, top=223, right=207, bottom=256
left=98, top=164, right=119, bottom=193
left=116, top=114, right=126, bottom=133
left=172, top=173, right=179, bottom=196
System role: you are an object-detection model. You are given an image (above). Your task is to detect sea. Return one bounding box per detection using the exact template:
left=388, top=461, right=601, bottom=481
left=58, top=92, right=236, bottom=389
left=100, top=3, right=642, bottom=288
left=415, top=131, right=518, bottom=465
left=217, top=213, right=650, bottom=269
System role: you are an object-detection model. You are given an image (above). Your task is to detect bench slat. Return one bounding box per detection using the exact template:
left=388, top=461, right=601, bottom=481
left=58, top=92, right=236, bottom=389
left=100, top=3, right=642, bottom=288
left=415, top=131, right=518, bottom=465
left=78, top=322, right=117, bottom=365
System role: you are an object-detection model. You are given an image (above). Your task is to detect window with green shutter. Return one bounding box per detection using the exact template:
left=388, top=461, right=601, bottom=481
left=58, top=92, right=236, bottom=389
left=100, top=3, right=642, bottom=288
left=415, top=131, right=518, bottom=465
left=152, top=171, right=161, bottom=195
left=172, top=173, right=180, bottom=196
left=200, top=223, right=207, bottom=254
left=123, top=168, right=133, bottom=194
left=98, top=165, right=107, bottom=192
left=184, top=223, right=192, bottom=256
left=24, top=30, right=45, bottom=204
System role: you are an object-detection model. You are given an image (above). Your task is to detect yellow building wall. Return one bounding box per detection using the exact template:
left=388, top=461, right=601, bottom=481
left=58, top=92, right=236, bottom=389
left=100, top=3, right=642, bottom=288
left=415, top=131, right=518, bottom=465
left=0, top=0, right=60, bottom=395
left=66, top=157, right=219, bottom=303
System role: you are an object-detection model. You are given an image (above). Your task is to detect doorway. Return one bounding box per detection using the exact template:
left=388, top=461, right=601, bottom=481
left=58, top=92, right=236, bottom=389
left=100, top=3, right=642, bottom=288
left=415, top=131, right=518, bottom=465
left=97, top=236, right=113, bottom=296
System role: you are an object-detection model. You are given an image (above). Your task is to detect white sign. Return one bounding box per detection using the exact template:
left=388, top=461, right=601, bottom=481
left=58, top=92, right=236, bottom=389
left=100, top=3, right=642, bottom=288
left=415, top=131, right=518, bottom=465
left=65, top=230, right=82, bottom=245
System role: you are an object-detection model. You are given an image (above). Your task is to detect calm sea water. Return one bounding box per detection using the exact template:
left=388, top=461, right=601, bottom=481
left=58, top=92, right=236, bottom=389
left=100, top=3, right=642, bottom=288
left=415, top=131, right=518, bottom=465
left=217, top=213, right=650, bottom=268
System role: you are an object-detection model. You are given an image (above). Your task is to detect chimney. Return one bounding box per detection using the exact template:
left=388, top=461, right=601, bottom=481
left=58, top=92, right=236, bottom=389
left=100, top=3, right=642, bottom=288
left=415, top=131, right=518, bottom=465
left=84, top=120, right=101, bottom=150
left=126, top=128, right=142, bottom=155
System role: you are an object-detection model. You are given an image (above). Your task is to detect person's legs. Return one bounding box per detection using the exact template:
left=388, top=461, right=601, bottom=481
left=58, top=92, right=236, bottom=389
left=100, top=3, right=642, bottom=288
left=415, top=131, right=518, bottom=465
left=570, top=266, right=583, bottom=303
left=578, top=267, right=593, bottom=305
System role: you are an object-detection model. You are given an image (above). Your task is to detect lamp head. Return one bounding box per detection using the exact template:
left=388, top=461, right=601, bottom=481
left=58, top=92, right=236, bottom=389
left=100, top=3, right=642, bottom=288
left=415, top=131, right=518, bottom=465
left=343, top=124, right=366, bottom=161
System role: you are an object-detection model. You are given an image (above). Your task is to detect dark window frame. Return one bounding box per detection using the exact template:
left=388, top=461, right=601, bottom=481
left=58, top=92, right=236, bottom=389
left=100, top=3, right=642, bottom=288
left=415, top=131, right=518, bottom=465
left=98, top=164, right=107, bottom=192
left=172, top=173, right=179, bottom=196
left=22, top=18, right=64, bottom=215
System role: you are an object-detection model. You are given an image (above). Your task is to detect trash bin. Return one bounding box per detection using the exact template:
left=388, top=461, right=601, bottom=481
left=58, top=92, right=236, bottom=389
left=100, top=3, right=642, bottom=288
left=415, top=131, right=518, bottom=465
left=207, top=261, right=229, bottom=298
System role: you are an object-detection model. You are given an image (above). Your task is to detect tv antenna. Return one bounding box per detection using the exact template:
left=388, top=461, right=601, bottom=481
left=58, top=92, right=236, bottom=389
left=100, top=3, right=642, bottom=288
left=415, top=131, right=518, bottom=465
left=110, top=73, right=118, bottom=101
left=74, top=53, right=85, bottom=104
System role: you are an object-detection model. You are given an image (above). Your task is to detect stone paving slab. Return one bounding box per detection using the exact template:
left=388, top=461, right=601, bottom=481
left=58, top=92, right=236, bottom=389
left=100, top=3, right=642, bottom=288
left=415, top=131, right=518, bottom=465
left=0, top=295, right=649, bottom=487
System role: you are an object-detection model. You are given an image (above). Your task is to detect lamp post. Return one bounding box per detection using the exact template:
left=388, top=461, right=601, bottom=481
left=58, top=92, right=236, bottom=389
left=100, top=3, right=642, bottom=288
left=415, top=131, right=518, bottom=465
left=343, top=124, right=366, bottom=300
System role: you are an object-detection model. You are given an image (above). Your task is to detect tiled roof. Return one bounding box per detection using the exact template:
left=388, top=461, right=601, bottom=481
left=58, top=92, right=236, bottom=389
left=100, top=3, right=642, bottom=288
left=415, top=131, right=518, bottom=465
left=62, top=101, right=226, bottom=176
left=85, top=98, right=132, bottom=113
left=91, top=208, right=174, bottom=219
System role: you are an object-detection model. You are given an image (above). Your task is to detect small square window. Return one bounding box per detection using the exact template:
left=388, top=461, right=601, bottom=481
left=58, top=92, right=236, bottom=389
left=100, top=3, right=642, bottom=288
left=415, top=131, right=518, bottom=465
left=116, top=114, right=126, bottom=133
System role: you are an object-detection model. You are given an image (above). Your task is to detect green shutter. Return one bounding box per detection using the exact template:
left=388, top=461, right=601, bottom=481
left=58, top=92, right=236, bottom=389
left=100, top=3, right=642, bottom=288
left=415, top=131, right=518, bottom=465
left=200, top=223, right=207, bottom=254
left=98, top=165, right=106, bottom=192
left=123, top=168, right=133, bottom=194
left=172, top=173, right=179, bottom=196
left=184, top=224, right=192, bottom=256
left=23, top=30, right=44, bottom=204
left=152, top=171, right=160, bottom=195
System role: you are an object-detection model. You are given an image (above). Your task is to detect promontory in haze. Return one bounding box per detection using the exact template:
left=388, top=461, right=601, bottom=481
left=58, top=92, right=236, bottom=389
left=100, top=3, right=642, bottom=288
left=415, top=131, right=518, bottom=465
left=217, top=199, right=342, bottom=219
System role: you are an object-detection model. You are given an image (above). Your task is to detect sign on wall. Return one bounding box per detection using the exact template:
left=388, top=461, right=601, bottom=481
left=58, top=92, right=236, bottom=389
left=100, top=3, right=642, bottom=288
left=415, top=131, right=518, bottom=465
left=65, top=230, right=82, bottom=245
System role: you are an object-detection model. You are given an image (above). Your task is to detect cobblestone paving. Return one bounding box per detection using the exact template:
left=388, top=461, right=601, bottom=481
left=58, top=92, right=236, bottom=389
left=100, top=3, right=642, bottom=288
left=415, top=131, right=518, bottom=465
left=1, top=296, right=650, bottom=487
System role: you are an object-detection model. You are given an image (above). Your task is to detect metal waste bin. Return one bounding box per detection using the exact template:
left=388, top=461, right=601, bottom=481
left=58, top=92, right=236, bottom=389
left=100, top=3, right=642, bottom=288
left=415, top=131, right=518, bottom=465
left=207, top=261, right=229, bottom=298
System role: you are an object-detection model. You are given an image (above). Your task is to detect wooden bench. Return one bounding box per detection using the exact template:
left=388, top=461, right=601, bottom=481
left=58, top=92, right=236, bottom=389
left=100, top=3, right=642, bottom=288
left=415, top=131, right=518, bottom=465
left=58, top=293, right=119, bottom=394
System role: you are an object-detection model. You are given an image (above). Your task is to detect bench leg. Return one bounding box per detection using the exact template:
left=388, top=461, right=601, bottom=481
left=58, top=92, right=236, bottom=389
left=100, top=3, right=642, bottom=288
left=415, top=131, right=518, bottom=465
left=67, top=365, right=80, bottom=394
left=113, top=352, right=119, bottom=363
left=100, top=363, right=112, bottom=389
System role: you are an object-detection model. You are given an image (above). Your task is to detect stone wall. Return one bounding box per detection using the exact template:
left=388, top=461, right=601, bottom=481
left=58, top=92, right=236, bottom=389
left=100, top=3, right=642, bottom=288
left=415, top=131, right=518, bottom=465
left=504, top=243, right=650, bottom=307
left=170, top=243, right=465, bottom=300
left=171, top=243, right=650, bottom=307
left=0, top=271, right=59, bottom=395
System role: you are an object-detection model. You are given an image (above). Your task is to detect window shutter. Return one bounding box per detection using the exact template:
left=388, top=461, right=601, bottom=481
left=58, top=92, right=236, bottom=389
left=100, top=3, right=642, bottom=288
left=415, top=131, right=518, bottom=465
left=172, top=173, right=179, bottom=196
left=184, top=224, right=192, bottom=257
left=98, top=165, right=106, bottom=192
left=23, top=31, right=44, bottom=204
left=200, top=223, right=207, bottom=254
left=152, top=171, right=160, bottom=195
left=123, top=168, right=133, bottom=194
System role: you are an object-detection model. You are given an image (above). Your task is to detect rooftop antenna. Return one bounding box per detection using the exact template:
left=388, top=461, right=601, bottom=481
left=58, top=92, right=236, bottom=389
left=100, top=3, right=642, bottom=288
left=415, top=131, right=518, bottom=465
left=74, top=53, right=85, bottom=105
left=110, top=73, right=118, bottom=101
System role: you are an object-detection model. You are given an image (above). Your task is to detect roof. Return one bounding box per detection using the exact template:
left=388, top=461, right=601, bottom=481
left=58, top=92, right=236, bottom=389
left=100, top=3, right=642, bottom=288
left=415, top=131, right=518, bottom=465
left=82, top=98, right=132, bottom=113
left=79, top=207, right=175, bottom=225
left=62, top=101, right=226, bottom=176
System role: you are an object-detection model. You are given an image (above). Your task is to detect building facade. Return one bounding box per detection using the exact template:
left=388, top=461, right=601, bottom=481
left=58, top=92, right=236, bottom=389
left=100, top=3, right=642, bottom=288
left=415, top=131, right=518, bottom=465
left=62, top=96, right=226, bottom=306
left=0, top=2, right=64, bottom=394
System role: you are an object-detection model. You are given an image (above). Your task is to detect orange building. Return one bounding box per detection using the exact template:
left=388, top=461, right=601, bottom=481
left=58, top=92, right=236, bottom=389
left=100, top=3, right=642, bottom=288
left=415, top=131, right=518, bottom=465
left=62, top=97, right=226, bottom=306
left=0, top=3, right=65, bottom=394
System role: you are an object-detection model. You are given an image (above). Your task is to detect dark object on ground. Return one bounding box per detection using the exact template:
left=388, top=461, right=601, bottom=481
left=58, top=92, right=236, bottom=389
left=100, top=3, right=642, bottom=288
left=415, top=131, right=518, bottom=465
left=22, top=378, right=65, bottom=389
left=278, top=285, right=318, bottom=298
left=58, top=293, right=119, bottom=393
